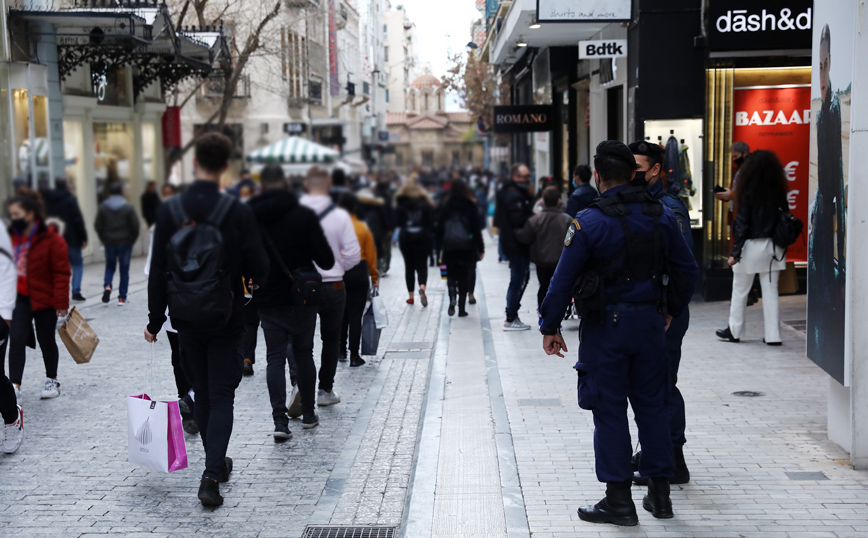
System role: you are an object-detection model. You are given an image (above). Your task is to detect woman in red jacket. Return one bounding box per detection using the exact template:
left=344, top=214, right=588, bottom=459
left=7, top=190, right=70, bottom=401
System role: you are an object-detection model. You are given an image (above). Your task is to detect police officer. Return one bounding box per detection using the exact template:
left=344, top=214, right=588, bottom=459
left=540, top=141, right=698, bottom=526
left=628, top=140, right=694, bottom=486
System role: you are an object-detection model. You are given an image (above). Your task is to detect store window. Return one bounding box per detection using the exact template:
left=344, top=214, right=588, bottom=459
left=12, top=89, right=50, bottom=184
left=63, top=121, right=85, bottom=200
left=142, top=123, right=157, bottom=182
left=93, top=122, right=134, bottom=203
left=91, top=64, right=131, bottom=107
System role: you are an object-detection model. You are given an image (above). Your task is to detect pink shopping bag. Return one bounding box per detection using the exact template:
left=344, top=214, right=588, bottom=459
left=127, top=394, right=188, bottom=473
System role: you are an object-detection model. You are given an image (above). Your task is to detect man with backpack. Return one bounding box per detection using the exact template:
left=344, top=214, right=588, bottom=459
left=300, top=167, right=361, bottom=408
left=248, top=164, right=335, bottom=440
left=144, top=132, right=269, bottom=507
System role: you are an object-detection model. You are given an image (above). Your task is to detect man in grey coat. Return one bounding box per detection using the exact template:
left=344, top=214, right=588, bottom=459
left=95, top=182, right=140, bottom=305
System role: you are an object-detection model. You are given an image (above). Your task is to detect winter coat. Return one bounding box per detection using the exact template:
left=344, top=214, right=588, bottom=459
left=95, top=195, right=141, bottom=245
left=349, top=215, right=379, bottom=286
left=247, top=189, right=335, bottom=309
left=43, top=188, right=88, bottom=248
left=10, top=219, right=70, bottom=312
left=395, top=194, right=435, bottom=245
left=436, top=196, right=484, bottom=256
left=141, top=191, right=161, bottom=227
left=515, top=208, right=573, bottom=268
left=357, top=189, right=388, bottom=251
left=565, top=183, right=596, bottom=218
left=494, top=181, right=533, bottom=258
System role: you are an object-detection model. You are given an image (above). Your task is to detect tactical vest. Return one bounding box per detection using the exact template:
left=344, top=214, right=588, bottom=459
left=572, top=186, right=681, bottom=323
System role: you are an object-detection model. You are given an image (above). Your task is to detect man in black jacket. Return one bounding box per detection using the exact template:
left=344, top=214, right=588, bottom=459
left=43, top=178, right=88, bottom=301
left=144, top=133, right=269, bottom=507
left=247, top=164, right=335, bottom=440
left=566, top=165, right=596, bottom=218
left=494, top=163, right=534, bottom=330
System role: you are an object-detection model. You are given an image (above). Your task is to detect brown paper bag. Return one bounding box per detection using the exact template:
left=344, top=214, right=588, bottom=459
left=58, top=306, right=99, bottom=364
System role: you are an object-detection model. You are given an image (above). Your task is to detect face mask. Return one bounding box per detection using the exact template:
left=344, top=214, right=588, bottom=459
left=10, top=218, right=28, bottom=233
left=734, top=156, right=745, bottom=168
left=632, top=170, right=649, bottom=186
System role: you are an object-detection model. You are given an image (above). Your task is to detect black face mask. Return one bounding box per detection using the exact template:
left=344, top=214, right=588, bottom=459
left=632, top=170, right=648, bottom=186
left=10, top=218, right=28, bottom=233
left=734, top=156, right=745, bottom=168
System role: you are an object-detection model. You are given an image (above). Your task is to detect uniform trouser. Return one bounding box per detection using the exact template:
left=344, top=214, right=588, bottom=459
left=317, top=284, right=347, bottom=393
left=9, top=294, right=59, bottom=385
left=729, top=270, right=781, bottom=342
left=259, top=305, right=317, bottom=423
left=665, top=306, right=689, bottom=447
left=577, top=308, right=674, bottom=483
left=178, top=326, right=244, bottom=481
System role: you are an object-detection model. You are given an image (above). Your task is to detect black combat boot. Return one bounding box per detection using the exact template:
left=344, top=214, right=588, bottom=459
left=577, top=481, right=638, bottom=526
left=643, top=477, right=673, bottom=519
left=672, top=445, right=690, bottom=485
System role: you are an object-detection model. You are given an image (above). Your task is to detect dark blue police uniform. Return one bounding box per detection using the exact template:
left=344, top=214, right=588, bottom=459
left=540, top=183, right=699, bottom=485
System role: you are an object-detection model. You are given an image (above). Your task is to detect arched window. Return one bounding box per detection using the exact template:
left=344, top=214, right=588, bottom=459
left=424, top=93, right=429, bottom=112
left=437, top=92, right=442, bottom=111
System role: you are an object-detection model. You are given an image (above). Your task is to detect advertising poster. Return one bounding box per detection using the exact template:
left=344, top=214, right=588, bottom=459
left=806, top=4, right=854, bottom=385
left=731, top=86, right=811, bottom=263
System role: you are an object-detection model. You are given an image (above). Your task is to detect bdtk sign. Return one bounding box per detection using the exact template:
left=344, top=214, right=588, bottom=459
left=579, top=40, right=627, bottom=59
left=707, top=0, right=812, bottom=51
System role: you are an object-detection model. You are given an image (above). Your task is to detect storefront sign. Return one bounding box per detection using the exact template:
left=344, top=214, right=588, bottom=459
left=732, top=85, right=810, bottom=263
left=284, top=122, right=306, bottom=134
left=537, top=0, right=631, bottom=22
left=162, top=106, right=182, bottom=148
left=708, top=1, right=812, bottom=51
left=579, top=39, right=627, bottom=59
left=492, top=105, right=554, bottom=133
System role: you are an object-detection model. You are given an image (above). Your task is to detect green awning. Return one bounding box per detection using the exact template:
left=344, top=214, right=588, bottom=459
left=245, top=136, right=339, bottom=164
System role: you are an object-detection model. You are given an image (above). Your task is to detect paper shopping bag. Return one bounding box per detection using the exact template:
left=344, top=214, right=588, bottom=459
left=127, top=394, right=188, bottom=473
left=371, top=292, right=389, bottom=329
left=58, top=306, right=99, bottom=364
left=361, top=302, right=381, bottom=356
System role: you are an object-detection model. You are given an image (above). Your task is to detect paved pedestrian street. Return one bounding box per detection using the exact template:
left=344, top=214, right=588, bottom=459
left=2, top=239, right=868, bottom=538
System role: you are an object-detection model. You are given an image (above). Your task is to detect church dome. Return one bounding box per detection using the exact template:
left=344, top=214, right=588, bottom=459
left=411, top=73, right=441, bottom=90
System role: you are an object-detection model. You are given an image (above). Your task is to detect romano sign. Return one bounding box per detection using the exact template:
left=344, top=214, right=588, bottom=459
left=707, top=0, right=813, bottom=51
left=492, top=105, right=554, bottom=133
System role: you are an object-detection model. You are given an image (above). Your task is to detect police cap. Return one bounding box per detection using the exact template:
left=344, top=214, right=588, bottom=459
left=628, top=140, right=664, bottom=158
left=594, top=140, right=637, bottom=169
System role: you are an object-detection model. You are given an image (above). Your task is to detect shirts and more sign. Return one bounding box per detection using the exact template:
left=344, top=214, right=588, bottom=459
left=579, top=40, right=627, bottom=59
left=537, top=0, right=631, bottom=22
left=492, top=105, right=554, bottom=133
left=707, top=0, right=813, bottom=51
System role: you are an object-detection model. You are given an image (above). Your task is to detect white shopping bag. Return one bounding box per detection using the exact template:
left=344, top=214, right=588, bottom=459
left=127, top=394, right=188, bottom=473
left=372, top=291, right=389, bottom=329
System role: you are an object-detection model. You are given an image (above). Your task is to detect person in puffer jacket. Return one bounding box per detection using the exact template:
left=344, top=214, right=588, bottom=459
left=6, top=188, right=70, bottom=402
left=94, top=181, right=140, bottom=305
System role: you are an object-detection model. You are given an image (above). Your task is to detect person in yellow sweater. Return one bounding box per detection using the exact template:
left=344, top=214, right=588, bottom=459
left=337, top=192, right=378, bottom=367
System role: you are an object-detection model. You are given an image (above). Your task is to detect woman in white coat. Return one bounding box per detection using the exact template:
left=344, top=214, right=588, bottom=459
left=716, top=150, right=790, bottom=345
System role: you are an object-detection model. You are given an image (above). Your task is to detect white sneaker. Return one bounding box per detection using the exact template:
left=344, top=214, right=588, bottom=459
left=503, top=318, right=531, bottom=331
left=3, top=405, right=23, bottom=454
left=287, top=384, right=302, bottom=418
left=40, top=378, right=60, bottom=399
left=317, top=389, right=341, bottom=407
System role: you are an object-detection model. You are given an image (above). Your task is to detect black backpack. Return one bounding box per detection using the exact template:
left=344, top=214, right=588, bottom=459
left=165, top=195, right=236, bottom=328
left=441, top=213, right=474, bottom=252
left=773, top=207, right=804, bottom=249
left=403, top=205, right=426, bottom=241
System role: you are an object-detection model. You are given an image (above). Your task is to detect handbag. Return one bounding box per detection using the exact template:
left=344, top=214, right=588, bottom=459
left=371, top=288, right=389, bottom=329
left=263, top=230, right=322, bottom=306
left=361, top=301, right=382, bottom=356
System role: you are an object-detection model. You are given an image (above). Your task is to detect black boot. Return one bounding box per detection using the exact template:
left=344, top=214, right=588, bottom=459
left=198, top=477, right=223, bottom=506
left=577, top=481, right=638, bottom=526
left=458, top=295, right=468, bottom=317
left=643, top=477, right=673, bottom=519
left=672, top=445, right=690, bottom=485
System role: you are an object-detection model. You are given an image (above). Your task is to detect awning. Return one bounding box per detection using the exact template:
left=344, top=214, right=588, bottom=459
left=246, top=137, right=340, bottom=165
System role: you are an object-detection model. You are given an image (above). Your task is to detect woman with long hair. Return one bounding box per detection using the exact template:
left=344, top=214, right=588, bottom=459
left=437, top=179, right=484, bottom=317
left=6, top=189, right=70, bottom=401
left=716, top=150, right=789, bottom=345
left=395, top=176, right=435, bottom=306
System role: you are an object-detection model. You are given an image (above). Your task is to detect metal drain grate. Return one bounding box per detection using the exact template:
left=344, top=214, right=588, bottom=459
left=785, top=319, right=807, bottom=333
left=732, top=391, right=765, bottom=397
left=301, top=526, right=397, bottom=538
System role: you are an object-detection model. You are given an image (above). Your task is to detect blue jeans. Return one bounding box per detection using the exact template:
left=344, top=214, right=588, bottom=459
left=104, top=244, right=133, bottom=299
left=505, top=255, right=530, bottom=322
left=68, top=246, right=83, bottom=294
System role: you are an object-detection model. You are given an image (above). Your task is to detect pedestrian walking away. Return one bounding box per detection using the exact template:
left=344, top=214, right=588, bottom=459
left=516, top=186, right=572, bottom=313
left=395, top=176, right=435, bottom=306
left=6, top=189, right=70, bottom=403
left=566, top=164, right=597, bottom=218
left=0, top=224, right=23, bottom=454
left=141, top=180, right=161, bottom=227
left=494, top=163, right=534, bottom=330
left=436, top=179, right=484, bottom=318
left=716, top=150, right=789, bottom=345
left=145, top=132, right=269, bottom=507
left=95, top=182, right=140, bottom=305
left=338, top=192, right=378, bottom=367
left=540, top=141, right=698, bottom=526
left=301, top=166, right=361, bottom=409
left=629, top=139, right=696, bottom=485
left=249, top=164, right=335, bottom=440
left=42, top=178, right=88, bottom=302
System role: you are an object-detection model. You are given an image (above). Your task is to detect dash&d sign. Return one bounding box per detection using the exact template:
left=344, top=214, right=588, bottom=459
left=492, top=105, right=554, bottom=133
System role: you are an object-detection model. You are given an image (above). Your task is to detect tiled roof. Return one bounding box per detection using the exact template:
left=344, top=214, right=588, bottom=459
left=386, top=112, right=407, bottom=125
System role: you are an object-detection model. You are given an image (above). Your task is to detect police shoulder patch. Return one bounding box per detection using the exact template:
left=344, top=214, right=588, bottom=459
left=564, top=219, right=581, bottom=246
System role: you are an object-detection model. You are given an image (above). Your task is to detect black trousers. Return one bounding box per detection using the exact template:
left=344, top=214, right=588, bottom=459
left=399, top=240, right=429, bottom=292
left=242, top=300, right=259, bottom=363
left=445, top=252, right=474, bottom=311
left=536, top=265, right=557, bottom=310
left=178, top=326, right=244, bottom=481
left=9, top=294, right=59, bottom=385
left=317, top=284, right=346, bottom=393
left=468, top=261, right=477, bottom=295
left=341, top=266, right=370, bottom=358
left=166, top=331, right=192, bottom=400
left=259, top=305, right=317, bottom=422
left=0, top=322, right=17, bottom=424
